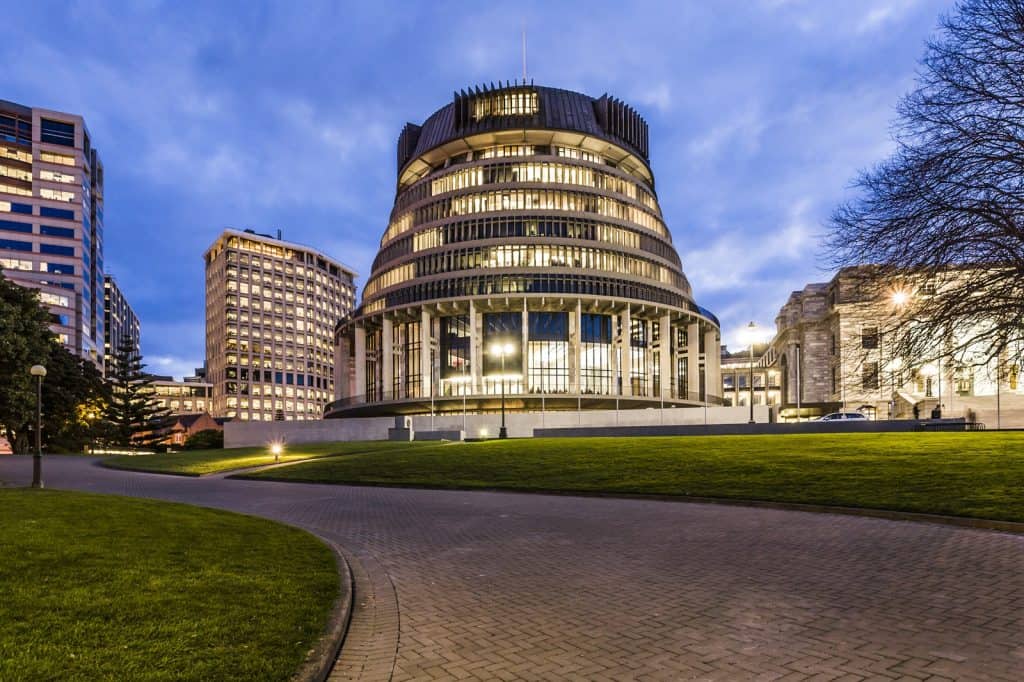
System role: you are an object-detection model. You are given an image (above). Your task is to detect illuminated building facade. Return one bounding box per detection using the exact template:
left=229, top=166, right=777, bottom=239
left=0, top=99, right=105, bottom=367
left=331, top=83, right=721, bottom=417
left=150, top=374, right=214, bottom=415
left=205, top=228, right=356, bottom=421
left=103, top=275, right=140, bottom=376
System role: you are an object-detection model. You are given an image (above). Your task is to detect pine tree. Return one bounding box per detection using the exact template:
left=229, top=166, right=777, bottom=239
left=105, top=339, right=171, bottom=449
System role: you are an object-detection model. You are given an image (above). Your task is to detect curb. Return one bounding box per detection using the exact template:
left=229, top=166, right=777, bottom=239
left=292, top=537, right=355, bottom=682
left=233, top=477, right=1024, bottom=536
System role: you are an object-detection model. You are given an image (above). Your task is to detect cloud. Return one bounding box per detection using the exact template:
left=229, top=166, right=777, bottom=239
left=147, top=355, right=203, bottom=382
left=0, top=0, right=953, bottom=373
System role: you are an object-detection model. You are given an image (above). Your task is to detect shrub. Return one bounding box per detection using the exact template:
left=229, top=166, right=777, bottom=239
left=183, top=429, right=224, bottom=450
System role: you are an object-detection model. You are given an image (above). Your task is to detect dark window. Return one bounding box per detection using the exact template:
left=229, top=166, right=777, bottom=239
left=862, top=362, right=879, bottom=389
left=483, top=312, right=522, bottom=374
left=440, top=315, right=471, bottom=380
left=861, top=326, right=878, bottom=349
left=40, top=243, right=75, bottom=256
left=40, top=118, right=75, bottom=147
left=40, top=206, right=74, bottom=220
left=286, top=373, right=294, bottom=385
left=581, top=313, right=612, bottom=343
left=275, top=371, right=283, bottom=384
left=0, top=219, right=32, bottom=233
left=0, top=238, right=32, bottom=251
left=3, top=202, right=32, bottom=215
left=528, top=312, right=568, bottom=341
left=40, top=225, right=75, bottom=238
left=0, top=115, right=32, bottom=145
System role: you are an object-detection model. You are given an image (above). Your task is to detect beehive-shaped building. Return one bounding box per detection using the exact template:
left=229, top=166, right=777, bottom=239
left=329, top=83, right=720, bottom=417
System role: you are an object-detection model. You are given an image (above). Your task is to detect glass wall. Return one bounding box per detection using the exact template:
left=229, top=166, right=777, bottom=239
left=580, top=313, right=613, bottom=395
left=483, top=312, right=522, bottom=394
left=527, top=312, right=569, bottom=393
left=440, top=315, right=471, bottom=396
left=630, top=319, right=648, bottom=396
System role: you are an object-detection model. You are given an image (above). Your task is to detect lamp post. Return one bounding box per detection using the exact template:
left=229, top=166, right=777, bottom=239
left=29, top=364, right=46, bottom=488
left=888, top=289, right=910, bottom=419
left=744, top=321, right=758, bottom=424
left=490, top=342, right=514, bottom=439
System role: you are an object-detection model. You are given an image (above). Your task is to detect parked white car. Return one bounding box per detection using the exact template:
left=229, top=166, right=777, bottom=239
left=816, top=412, right=869, bottom=422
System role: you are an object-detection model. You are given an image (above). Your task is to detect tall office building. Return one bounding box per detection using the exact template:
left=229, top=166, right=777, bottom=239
left=330, top=82, right=720, bottom=417
left=204, top=228, right=356, bottom=421
left=103, top=274, right=140, bottom=376
left=0, top=99, right=105, bottom=368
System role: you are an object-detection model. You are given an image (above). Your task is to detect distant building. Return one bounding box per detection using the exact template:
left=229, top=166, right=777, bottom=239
left=149, top=374, right=214, bottom=415
left=753, top=266, right=1024, bottom=425
left=103, top=275, right=139, bottom=376
left=157, top=412, right=221, bottom=448
left=204, top=228, right=357, bottom=421
left=720, top=343, right=780, bottom=409
left=0, top=99, right=106, bottom=367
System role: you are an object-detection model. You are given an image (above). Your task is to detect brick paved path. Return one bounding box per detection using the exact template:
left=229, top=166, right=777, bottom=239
left=2, top=456, right=1022, bottom=681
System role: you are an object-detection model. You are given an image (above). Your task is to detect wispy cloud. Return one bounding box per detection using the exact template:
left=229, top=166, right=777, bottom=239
left=1, top=0, right=953, bottom=372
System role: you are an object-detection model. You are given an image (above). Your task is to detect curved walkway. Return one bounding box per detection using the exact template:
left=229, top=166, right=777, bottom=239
left=2, top=456, right=1022, bottom=680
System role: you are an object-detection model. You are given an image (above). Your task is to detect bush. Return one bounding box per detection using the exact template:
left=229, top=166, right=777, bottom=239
left=183, top=429, right=224, bottom=450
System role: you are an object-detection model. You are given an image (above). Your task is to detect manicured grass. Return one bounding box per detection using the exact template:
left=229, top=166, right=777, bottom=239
left=102, top=441, right=432, bottom=476
left=242, top=432, right=1024, bottom=522
left=0, top=489, right=338, bottom=681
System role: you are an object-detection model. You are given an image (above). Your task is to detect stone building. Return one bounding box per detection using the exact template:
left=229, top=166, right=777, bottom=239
left=756, top=266, right=1024, bottom=425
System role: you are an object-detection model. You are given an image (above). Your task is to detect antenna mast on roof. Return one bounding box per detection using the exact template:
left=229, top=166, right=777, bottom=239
left=522, top=24, right=528, bottom=81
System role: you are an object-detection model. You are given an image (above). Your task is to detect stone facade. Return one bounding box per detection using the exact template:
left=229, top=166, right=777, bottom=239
left=756, top=267, right=1024, bottom=425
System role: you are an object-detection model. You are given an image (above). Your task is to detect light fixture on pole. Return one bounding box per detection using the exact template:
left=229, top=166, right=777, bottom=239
left=29, top=364, right=47, bottom=488
left=741, top=321, right=759, bottom=424
left=490, top=342, right=515, bottom=439
left=888, top=289, right=910, bottom=419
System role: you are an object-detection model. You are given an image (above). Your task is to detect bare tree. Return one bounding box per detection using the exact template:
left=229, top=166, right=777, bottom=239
left=829, top=0, right=1024, bottom=367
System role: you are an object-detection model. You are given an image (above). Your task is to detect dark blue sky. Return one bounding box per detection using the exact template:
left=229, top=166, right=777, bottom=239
left=5, top=0, right=952, bottom=378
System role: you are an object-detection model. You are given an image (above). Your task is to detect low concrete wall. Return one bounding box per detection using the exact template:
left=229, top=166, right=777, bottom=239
left=536, top=419, right=938, bottom=438
left=225, top=405, right=769, bottom=446
left=225, top=417, right=394, bottom=448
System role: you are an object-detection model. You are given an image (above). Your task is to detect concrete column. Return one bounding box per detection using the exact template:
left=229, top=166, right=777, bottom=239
left=354, top=324, right=366, bottom=401
left=687, top=321, right=700, bottom=401
left=469, top=300, right=480, bottom=394
left=573, top=300, right=582, bottom=394
left=704, top=328, right=720, bottom=403
left=335, top=335, right=351, bottom=400
left=421, top=308, right=432, bottom=398
left=382, top=316, right=394, bottom=400
left=521, top=304, right=529, bottom=392
left=660, top=315, right=671, bottom=399
left=620, top=307, right=632, bottom=397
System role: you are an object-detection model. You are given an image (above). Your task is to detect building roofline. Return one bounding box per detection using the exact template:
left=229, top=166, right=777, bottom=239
left=204, top=228, right=359, bottom=278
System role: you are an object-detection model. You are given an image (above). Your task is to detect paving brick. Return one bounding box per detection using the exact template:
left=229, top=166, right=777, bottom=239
left=3, top=457, right=1022, bottom=681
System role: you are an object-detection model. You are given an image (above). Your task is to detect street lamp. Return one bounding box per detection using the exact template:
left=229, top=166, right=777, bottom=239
left=29, top=364, right=46, bottom=488
left=888, top=290, right=910, bottom=418
left=270, top=441, right=283, bottom=463
left=740, top=322, right=759, bottom=424
left=490, top=341, right=515, bottom=439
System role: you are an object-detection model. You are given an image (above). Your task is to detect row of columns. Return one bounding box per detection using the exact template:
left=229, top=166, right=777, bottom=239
left=342, top=302, right=721, bottom=403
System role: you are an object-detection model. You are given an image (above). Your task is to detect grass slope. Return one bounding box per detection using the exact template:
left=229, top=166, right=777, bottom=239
left=243, top=432, right=1024, bottom=522
left=102, top=441, right=432, bottom=476
left=0, top=490, right=338, bottom=681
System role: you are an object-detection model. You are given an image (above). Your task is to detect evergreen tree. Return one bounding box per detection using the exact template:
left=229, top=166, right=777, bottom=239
left=105, top=339, right=171, bottom=449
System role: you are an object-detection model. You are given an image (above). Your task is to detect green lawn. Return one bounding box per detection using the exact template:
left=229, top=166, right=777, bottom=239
left=0, top=489, right=338, bottom=681
left=101, top=441, right=432, bottom=476
left=241, top=432, right=1024, bottom=522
